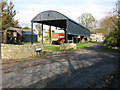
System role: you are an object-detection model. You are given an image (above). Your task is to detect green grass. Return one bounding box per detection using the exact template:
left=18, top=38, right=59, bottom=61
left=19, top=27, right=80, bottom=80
left=43, top=42, right=94, bottom=51
left=31, top=53, right=51, bottom=58
left=43, top=45, right=60, bottom=51
left=76, top=42, right=93, bottom=49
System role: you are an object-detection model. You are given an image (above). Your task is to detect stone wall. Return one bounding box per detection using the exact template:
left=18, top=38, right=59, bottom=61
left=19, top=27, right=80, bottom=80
left=60, top=43, right=76, bottom=50
left=1, top=44, right=43, bottom=59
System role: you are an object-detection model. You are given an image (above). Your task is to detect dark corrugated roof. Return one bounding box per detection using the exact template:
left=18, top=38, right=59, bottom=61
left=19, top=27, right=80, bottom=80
left=32, top=10, right=88, bottom=29
left=22, top=31, right=37, bottom=35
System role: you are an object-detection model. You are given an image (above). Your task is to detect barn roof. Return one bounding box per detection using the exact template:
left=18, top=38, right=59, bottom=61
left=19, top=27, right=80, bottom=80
left=31, top=10, right=90, bottom=37
left=22, top=31, right=37, bottom=36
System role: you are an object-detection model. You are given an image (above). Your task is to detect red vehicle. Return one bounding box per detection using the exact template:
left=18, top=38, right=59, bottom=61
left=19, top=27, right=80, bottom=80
left=52, top=33, right=65, bottom=39
left=52, top=38, right=65, bottom=45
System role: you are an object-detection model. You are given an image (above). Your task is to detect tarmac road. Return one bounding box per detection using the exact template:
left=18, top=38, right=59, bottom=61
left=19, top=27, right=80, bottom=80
left=2, top=43, right=119, bottom=88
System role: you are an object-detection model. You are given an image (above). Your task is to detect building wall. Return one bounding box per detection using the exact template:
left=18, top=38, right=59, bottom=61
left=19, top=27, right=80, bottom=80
left=22, top=35, right=37, bottom=42
left=1, top=44, right=43, bottom=59
left=90, top=33, right=104, bottom=42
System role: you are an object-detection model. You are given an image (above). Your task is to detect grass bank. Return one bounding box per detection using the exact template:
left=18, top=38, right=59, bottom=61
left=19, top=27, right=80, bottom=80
left=30, top=53, right=51, bottom=58
left=43, top=42, right=93, bottom=51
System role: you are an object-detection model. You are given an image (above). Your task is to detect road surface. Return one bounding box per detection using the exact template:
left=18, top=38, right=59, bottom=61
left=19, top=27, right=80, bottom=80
left=2, top=43, right=119, bottom=88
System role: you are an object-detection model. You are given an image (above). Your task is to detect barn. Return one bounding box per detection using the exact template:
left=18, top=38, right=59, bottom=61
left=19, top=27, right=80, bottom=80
left=31, top=10, right=90, bottom=44
left=22, top=31, right=37, bottom=42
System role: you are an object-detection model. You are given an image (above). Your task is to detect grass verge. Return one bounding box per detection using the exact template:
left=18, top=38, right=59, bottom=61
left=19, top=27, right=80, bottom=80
left=30, top=53, right=51, bottom=58
left=43, top=42, right=94, bottom=51
left=76, top=42, right=93, bottom=49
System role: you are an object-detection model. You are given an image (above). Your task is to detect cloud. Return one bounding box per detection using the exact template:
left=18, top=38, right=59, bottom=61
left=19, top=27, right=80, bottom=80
left=13, top=0, right=116, bottom=27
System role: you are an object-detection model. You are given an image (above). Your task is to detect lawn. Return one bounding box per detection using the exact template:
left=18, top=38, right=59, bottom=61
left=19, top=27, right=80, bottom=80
left=43, top=45, right=60, bottom=51
left=76, top=42, right=93, bottom=49
left=43, top=42, right=93, bottom=51
left=17, top=41, right=94, bottom=51
left=30, top=53, right=51, bottom=58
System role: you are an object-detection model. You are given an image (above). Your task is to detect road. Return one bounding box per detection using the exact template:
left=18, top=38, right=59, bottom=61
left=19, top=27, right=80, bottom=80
left=2, top=43, right=119, bottom=88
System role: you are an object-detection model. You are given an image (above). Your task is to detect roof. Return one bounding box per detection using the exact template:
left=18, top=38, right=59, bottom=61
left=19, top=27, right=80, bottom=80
left=31, top=10, right=90, bottom=37
left=7, top=27, right=17, bottom=31
left=22, top=31, right=37, bottom=35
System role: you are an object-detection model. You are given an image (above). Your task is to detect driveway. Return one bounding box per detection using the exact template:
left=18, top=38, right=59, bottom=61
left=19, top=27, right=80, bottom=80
left=2, top=43, right=119, bottom=88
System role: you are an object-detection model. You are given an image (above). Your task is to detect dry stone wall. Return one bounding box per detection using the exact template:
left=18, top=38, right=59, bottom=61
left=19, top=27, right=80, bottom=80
left=1, top=44, right=43, bottom=59
left=60, top=43, right=76, bottom=50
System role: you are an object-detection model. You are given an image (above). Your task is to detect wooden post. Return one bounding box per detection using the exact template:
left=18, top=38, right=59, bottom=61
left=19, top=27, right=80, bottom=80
left=31, top=22, right=33, bottom=44
left=64, top=29, right=68, bottom=43
left=72, top=36, right=74, bottom=43
left=49, top=25, right=51, bottom=44
left=66, top=20, right=68, bottom=43
left=42, top=24, right=43, bottom=44
left=76, top=36, right=78, bottom=43
left=56, top=27, right=57, bottom=30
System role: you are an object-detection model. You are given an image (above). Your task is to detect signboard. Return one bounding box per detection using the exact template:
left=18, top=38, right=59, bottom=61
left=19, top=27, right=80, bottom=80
left=13, top=32, right=17, bottom=37
left=35, top=48, right=42, bottom=52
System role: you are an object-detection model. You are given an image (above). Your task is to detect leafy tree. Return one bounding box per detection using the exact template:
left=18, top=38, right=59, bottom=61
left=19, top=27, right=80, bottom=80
left=100, top=14, right=120, bottom=46
left=78, top=13, right=97, bottom=32
left=45, top=27, right=51, bottom=43
left=47, top=27, right=51, bottom=38
left=22, top=26, right=30, bottom=29
left=0, top=0, right=18, bottom=30
left=99, top=15, right=118, bottom=35
left=35, top=24, right=42, bottom=37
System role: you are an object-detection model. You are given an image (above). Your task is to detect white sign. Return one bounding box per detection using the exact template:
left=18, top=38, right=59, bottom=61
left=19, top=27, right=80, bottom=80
left=35, top=48, right=42, bottom=52
left=13, top=32, right=17, bottom=37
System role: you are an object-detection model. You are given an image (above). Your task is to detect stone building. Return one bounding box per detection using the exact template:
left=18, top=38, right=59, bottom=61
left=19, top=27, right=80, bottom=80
left=90, top=33, right=104, bottom=42
left=2, top=27, right=22, bottom=44
left=2, top=27, right=38, bottom=44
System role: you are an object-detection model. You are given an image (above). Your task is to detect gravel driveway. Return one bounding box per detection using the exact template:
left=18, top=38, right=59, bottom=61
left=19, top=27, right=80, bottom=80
left=2, top=43, right=119, bottom=88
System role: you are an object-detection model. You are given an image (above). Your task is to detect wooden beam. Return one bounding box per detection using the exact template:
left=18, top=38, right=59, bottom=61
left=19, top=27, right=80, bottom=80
left=42, top=24, right=43, bottom=44
left=49, top=25, right=52, bottom=44
left=31, top=22, right=33, bottom=44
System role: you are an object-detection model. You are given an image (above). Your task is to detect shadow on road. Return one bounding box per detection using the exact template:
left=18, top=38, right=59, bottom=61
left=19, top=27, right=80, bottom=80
left=25, top=43, right=119, bottom=88
left=2, top=43, right=119, bottom=88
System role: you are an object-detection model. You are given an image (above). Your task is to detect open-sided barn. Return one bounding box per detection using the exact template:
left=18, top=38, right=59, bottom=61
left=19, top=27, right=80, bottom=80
left=31, top=10, right=90, bottom=44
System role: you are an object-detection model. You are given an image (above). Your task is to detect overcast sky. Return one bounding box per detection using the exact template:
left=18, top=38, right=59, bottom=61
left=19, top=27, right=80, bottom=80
left=12, top=0, right=117, bottom=27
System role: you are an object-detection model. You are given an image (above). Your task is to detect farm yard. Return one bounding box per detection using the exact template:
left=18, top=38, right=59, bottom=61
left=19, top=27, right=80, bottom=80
left=2, top=43, right=119, bottom=88
left=1, top=0, right=120, bottom=89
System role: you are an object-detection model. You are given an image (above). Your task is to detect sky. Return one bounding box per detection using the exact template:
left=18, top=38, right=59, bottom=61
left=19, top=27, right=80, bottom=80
left=11, top=0, right=117, bottom=27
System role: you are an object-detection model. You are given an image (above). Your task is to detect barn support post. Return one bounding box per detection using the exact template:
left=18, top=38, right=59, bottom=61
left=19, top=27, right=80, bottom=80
left=64, top=29, right=67, bottom=43
left=76, top=35, right=78, bottom=43
left=31, top=22, right=33, bottom=44
left=65, top=20, right=68, bottom=43
left=49, top=25, right=52, bottom=44
left=72, top=36, right=74, bottom=43
left=41, top=23, right=43, bottom=44
left=56, top=27, right=57, bottom=30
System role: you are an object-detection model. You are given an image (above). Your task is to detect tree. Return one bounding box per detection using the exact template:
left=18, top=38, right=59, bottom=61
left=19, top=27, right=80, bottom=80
left=99, top=14, right=118, bottom=35
left=47, top=27, right=51, bottom=38
left=100, top=14, right=120, bottom=46
left=0, top=0, right=18, bottom=30
left=78, top=13, right=97, bottom=31
left=46, top=27, right=51, bottom=43
left=22, top=26, right=30, bottom=29
left=35, top=24, right=42, bottom=37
